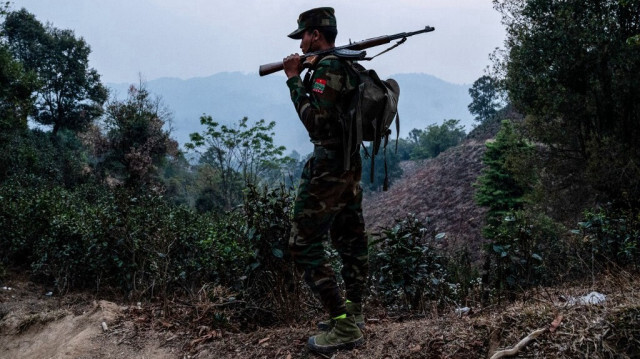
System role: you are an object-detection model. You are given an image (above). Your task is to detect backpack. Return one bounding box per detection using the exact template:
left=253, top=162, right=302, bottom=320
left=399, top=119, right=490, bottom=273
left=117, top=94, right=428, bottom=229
left=342, top=61, right=400, bottom=191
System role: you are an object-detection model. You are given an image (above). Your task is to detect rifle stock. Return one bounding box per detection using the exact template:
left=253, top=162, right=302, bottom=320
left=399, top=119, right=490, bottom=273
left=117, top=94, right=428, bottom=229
left=259, top=56, right=321, bottom=77
left=259, top=61, right=286, bottom=77
left=259, top=26, right=434, bottom=77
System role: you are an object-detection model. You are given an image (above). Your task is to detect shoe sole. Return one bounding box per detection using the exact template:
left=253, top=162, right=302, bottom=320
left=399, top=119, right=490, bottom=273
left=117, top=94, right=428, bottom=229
left=307, top=336, right=364, bottom=354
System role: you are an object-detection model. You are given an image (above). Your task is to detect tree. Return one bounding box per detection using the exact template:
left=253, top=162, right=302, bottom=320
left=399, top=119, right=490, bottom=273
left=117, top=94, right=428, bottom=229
left=494, top=0, right=640, bottom=206
left=360, top=143, right=403, bottom=192
left=410, top=119, right=466, bottom=160
left=0, top=45, right=37, bottom=131
left=186, top=116, right=287, bottom=209
left=394, top=138, right=415, bottom=161
left=468, top=75, right=505, bottom=123
left=2, top=9, right=107, bottom=135
left=408, top=128, right=423, bottom=145
left=475, top=120, right=534, bottom=238
left=102, top=83, right=178, bottom=187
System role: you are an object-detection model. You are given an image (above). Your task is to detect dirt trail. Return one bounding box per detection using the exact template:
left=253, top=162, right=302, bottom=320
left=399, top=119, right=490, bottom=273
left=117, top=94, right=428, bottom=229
left=2, top=274, right=639, bottom=359
left=0, top=281, right=174, bottom=359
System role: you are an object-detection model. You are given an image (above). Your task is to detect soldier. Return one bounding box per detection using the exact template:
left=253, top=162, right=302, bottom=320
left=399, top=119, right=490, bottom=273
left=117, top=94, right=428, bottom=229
left=282, top=7, right=368, bottom=354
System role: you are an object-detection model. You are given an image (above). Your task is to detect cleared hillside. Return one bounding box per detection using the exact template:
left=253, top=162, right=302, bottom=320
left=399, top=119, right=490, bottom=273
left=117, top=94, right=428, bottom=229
left=363, top=139, right=488, bottom=257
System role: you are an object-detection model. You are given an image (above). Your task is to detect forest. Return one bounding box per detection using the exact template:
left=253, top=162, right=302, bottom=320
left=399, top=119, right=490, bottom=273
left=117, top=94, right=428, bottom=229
left=1, top=1, right=639, bottom=358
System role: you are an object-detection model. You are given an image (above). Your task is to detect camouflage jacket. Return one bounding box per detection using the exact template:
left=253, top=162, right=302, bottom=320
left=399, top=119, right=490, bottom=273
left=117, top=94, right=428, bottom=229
left=286, top=55, right=358, bottom=145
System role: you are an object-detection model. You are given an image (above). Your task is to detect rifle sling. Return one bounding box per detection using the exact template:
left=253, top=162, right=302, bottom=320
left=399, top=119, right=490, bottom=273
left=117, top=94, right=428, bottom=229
left=363, top=37, right=407, bottom=61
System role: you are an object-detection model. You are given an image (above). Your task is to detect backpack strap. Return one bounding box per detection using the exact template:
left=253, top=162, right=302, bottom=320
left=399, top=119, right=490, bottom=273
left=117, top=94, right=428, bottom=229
left=395, top=112, right=400, bottom=152
left=340, top=59, right=361, bottom=172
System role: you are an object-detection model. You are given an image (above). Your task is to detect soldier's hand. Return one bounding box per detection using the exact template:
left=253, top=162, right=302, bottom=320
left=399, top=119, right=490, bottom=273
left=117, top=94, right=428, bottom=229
left=283, top=54, right=303, bottom=79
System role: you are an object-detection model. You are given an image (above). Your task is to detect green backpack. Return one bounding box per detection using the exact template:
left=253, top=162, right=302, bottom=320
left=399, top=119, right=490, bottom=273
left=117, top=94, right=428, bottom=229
left=342, top=61, right=400, bottom=191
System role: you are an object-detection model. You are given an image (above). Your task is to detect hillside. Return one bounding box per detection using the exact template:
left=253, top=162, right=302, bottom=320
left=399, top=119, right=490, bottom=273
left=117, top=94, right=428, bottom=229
left=363, top=139, right=488, bottom=259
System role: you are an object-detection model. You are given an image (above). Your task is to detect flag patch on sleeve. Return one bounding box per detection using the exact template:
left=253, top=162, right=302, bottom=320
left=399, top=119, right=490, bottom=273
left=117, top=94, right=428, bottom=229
left=312, top=79, right=327, bottom=93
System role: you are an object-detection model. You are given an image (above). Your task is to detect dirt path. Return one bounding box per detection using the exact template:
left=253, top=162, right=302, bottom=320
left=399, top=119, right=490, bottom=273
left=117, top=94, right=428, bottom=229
left=1, top=274, right=638, bottom=358
left=0, top=280, right=174, bottom=359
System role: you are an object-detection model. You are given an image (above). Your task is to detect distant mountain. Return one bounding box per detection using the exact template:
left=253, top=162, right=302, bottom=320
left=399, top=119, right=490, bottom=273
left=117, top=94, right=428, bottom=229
left=108, top=72, right=474, bottom=155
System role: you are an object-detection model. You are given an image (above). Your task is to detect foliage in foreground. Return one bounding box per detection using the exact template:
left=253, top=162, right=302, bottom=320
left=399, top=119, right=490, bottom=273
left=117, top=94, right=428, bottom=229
left=0, top=176, right=228, bottom=295
left=369, top=214, right=451, bottom=312
left=0, top=174, right=307, bottom=322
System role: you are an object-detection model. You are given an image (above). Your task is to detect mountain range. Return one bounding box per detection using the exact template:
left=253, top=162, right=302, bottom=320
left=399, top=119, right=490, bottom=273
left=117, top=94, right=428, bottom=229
left=108, top=72, right=475, bottom=155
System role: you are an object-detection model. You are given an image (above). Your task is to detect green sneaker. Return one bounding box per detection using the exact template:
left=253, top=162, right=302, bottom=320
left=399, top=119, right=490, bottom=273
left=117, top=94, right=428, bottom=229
left=317, top=301, right=365, bottom=331
left=346, top=301, right=365, bottom=329
left=308, top=315, right=364, bottom=354
left=317, top=318, right=335, bottom=331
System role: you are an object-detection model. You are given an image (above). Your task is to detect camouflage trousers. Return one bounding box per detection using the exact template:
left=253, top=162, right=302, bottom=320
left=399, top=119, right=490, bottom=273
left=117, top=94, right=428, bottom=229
left=289, top=146, right=369, bottom=318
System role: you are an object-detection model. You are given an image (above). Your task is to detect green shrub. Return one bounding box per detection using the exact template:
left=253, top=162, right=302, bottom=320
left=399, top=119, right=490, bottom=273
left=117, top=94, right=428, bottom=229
left=240, top=184, right=309, bottom=324
left=485, top=209, right=567, bottom=299
left=0, top=129, right=89, bottom=186
left=0, top=175, right=62, bottom=266
left=410, top=119, right=466, bottom=160
left=0, top=177, right=239, bottom=297
left=573, top=207, right=640, bottom=271
left=369, top=214, right=449, bottom=312
left=197, top=209, right=252, bottom=288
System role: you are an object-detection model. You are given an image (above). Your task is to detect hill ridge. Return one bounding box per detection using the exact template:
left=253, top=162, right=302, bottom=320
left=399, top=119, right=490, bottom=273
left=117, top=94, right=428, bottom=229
left=107, top=72, right=474, bottom=155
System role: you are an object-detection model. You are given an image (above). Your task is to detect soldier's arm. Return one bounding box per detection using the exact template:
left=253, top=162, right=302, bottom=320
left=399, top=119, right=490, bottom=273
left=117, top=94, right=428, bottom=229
left=286, top=60, right=343, bottom=135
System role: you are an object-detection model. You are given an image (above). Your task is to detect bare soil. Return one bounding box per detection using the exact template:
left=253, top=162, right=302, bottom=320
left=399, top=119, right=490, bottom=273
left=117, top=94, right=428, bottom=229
left=364, top=140, right=489, bottom=263
left=2, top=272, right=639, bottom=358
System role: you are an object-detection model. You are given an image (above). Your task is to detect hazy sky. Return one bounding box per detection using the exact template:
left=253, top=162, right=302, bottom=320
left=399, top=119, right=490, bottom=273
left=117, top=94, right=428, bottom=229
left=13, top=0, right=505, bottom=85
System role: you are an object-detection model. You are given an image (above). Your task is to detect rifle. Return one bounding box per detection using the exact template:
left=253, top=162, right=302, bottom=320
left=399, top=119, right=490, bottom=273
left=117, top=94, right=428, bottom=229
left=259, top=26, right=435, bottom=76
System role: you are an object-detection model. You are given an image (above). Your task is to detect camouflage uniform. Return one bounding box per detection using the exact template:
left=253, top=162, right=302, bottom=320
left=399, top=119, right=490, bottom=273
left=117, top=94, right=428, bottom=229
left=286, top=55, right=369, bottom=319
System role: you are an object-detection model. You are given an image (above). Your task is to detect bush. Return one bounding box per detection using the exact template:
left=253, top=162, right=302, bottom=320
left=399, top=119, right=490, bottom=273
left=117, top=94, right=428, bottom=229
left=0, top=177, right=247, bottom=298
left=240, top=184, right=309, bottom=324
left=573, top=207, right=640, bottom=272
left=410, top=119, right=466, bottom=160
left=196, top=209, right=252, bottom=288
left=484, top=209, right=567, bottom=300
left=0, top=175, right=55, bottom=266
left=369, top=214, right=449, bottom=312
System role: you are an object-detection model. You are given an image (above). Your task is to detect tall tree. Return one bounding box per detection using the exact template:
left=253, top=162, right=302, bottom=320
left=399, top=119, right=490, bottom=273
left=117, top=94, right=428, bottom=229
left=187, top=116, right=287, bottom=210
left=475, top=120, right=533, bottom=238
left=0, top=45, right=37, bottom=130
left=494, top=0, right=640, bottom=206
left=103, top=83, right=178, bottom=187
left=468, top=75, right=504, bottom=123
left=2, top=9, right=107, bottom=135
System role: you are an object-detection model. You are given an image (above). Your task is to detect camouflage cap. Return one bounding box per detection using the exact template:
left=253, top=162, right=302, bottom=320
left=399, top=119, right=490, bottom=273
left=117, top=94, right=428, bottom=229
left=288, top=7, right=337, bottom=39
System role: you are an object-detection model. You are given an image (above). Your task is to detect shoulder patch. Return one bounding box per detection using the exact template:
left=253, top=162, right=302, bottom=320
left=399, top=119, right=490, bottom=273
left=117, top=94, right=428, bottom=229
left=312, top=78, right=327, bottom=94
